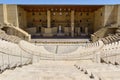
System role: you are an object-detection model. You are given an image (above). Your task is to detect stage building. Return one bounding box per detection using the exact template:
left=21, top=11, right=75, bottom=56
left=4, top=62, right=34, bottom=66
left=0, top=4, right=120, bottom=41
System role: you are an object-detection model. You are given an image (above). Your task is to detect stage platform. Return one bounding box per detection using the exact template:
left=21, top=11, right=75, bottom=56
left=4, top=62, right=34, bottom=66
left=30, top=38, right=90, bottom=43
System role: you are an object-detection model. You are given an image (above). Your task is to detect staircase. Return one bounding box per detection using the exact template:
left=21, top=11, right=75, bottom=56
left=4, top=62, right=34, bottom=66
left=2, top=23, right=31, bottom=41
left=75, top=61, right=120, bottom=80
left=91, top=26, right=118, bottom=42
left=1, top=60, right=120, bottom=80
left=91, top=27, right=108, bottom=42
left=0, top=60, right=92, bottom=80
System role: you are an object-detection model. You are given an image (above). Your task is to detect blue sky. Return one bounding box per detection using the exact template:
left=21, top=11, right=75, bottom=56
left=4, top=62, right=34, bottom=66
left=0, top=0, right=120, bottom=4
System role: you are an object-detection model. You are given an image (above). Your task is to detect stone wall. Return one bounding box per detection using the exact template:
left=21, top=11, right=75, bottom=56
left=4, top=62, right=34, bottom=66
left=104, top=5, right=118, bottom=26
left=18, top=7, right=27, bottom=29
left=7, top=4, right=19, bottom=27
left=0, top=5, right=4, bottom=23
left=94, top=7, right=105, bottom=31
left=75, top=11, right=94, bottom=33
left=0, top=4, right=7, bottom=24
left=27, top=11, right=47, bottom=27
left=117, top=5, right=120, bottom=26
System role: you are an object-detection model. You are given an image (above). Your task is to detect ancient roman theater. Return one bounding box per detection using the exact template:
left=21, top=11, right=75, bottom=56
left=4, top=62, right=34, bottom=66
left=0, top=4, right=120, bottom=80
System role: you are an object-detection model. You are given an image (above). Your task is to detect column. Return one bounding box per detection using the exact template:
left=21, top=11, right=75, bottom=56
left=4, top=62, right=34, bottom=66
left=47, top=10, right=51, bottom=28
left=71, top=10, right=74, bottom=37
left=43, top=10, right=53, bottom=37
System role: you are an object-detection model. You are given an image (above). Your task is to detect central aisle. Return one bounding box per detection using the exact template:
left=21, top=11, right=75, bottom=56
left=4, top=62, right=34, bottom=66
left=0, top=60, right=91, bottom=80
